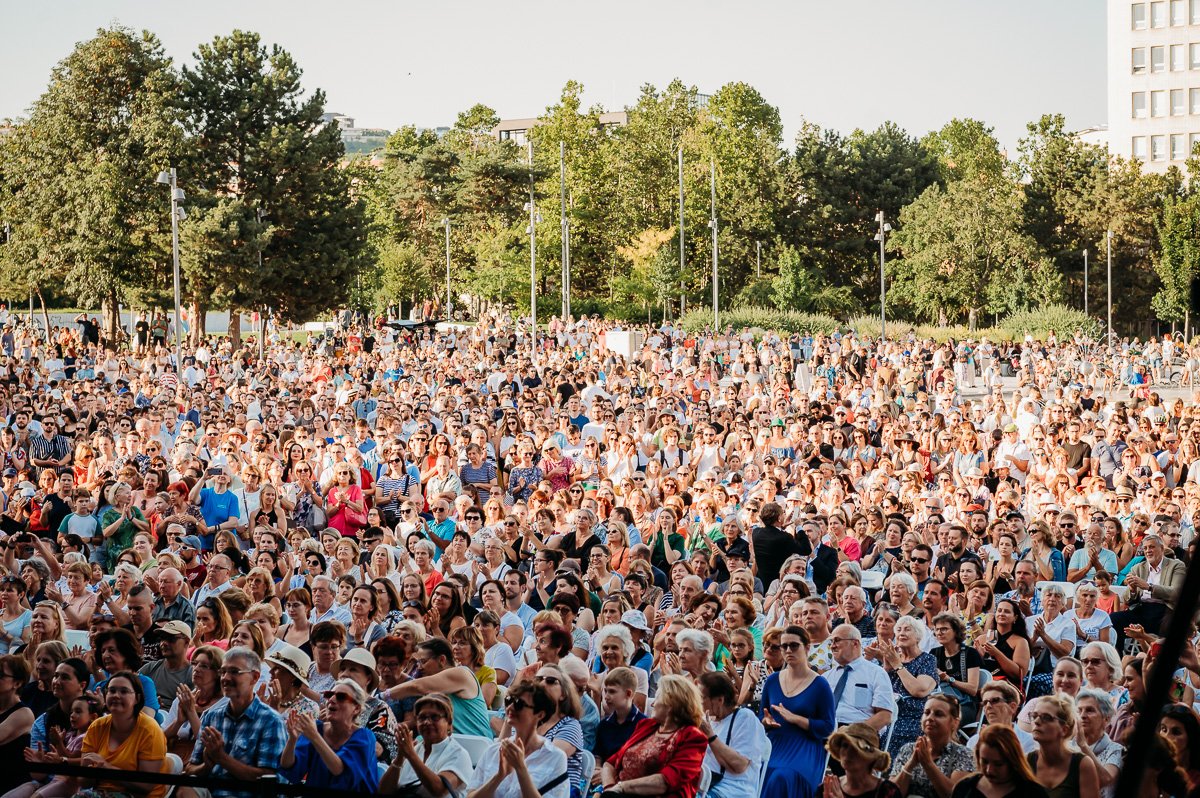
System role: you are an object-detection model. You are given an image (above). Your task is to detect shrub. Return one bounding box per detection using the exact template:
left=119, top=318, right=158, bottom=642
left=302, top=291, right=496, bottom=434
left=1000, top=305, right=1101, bottom=341
left=677, top=307, right=839, bottom=336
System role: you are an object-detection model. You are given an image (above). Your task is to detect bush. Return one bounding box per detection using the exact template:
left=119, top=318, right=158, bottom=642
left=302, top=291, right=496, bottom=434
left=677, top=307, right=839, bottom=336
left=1000, top=305, right=1101, bottom=341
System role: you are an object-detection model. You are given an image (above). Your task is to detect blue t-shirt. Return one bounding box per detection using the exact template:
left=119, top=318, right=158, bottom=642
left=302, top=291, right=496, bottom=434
left=197, top=487, right=241, bottom=550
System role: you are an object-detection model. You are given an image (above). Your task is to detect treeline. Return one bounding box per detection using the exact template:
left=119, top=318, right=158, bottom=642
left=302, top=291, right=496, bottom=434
left=2, top=26, right=1197, bottom=335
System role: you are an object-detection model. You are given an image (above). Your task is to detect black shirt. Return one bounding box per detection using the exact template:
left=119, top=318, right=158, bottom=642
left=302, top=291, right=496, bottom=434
left=752, top=524, right=806, bottom=588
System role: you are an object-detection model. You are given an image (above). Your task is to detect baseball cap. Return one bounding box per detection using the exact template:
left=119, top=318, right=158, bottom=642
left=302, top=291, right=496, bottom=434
left=156, top=620, right=192, bottom=638
left=180, top=535, right=202, bottom=551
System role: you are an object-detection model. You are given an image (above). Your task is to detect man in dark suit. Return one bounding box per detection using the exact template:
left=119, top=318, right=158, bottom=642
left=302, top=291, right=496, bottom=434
left=1111, top=534, right=1186, bottom=654
left=800, top=517, right=841, bottom=596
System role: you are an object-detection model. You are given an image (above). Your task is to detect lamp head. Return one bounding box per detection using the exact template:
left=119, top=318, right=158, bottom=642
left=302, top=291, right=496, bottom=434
left=155, top=171, right=171, bottom=185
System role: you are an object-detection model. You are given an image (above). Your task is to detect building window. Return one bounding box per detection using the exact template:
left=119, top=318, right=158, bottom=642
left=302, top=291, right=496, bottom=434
left=1135, top=91, right=1149, bottom=118
left=1135, top=2, right=1149, bottom=27
left=1153, top=90, right=1168, bottom=116
left=1173, top=133, right=1187, bottom=159
left=1154, top=1, right=1168, bottom=26
left=1153, top=134, right=1168, bottom=160
left=1153, top=45, right=1167, bottom=71
left=1135, top=47, right=1148, bottom=73
left=1174, top=88, right=1187, bottom=114
left=1192, top=88, right=1200, bottom=112
left=1193, top=0, right=1200, bottom=23
left=1134, top=137, right=1148, bottom=159
left=1175, top=0, right=1188, bottom=24
left=1175, top=44, right=1188, bottom=70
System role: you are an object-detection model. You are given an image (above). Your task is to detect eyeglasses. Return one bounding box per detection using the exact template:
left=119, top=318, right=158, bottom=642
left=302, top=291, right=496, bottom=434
left=910, top=557, right=930, bottom=565
left=323, top=690, right=357, bottom=704
left=217, top=667, right=255, bottom=678
left=779, top=641, right=802, bottom=652
left=534, top=675, right=561, bottom=686
left=1029, top=712, right=1061, bottom=725
left=1081, top=657, right=1105, bottom=665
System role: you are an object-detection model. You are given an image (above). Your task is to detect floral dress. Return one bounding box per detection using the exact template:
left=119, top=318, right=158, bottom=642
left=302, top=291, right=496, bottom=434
left=507, top=465, right=542, bottom=502
left=887, top=651, right=938, bottom=759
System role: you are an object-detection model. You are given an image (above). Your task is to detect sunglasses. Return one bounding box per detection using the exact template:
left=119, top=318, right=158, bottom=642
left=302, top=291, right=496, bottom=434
left=504, top=695, right=532, bottom=712
left=322, top=691, right=357, bottom=704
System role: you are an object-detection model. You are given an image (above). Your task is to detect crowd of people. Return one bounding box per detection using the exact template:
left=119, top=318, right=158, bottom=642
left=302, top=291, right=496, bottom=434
left=0, top=309, right=1194, bottom=798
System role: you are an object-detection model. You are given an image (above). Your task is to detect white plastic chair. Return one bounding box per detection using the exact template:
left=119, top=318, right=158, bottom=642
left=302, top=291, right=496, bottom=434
left=454, top=734, right=494, bottom=768
left=1035, top=580, right=1076, bottom=600
left=757, top=732, right=773, bottom=794
left=577, top=749, right=596, bottom=793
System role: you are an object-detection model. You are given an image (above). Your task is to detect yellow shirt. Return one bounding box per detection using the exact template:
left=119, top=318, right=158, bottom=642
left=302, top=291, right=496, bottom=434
left=82, top=712, right=168, bottom=798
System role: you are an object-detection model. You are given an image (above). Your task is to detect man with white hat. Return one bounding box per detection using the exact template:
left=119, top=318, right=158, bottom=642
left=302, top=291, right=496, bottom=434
left=619, top=610, right=654, bottom=673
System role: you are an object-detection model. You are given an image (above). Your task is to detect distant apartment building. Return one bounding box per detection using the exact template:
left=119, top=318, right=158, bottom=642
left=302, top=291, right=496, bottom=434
left=1108, top=0, right=1200, bottom=170
left=493, top=111, right=630, bottom=145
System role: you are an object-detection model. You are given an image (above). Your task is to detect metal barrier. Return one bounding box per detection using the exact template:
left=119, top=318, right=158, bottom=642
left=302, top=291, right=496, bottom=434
left=25, top=761, right=369, bottom=798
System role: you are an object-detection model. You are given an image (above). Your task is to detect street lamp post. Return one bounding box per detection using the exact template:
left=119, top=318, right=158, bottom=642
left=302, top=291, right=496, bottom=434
left=1083, top=248, right=1089, bottom=318
left=1107, top=230, right=1114, bottom=344
left=560, top=141, right=570, bottom=322
left=678, top=146, right=685, bottom=316
left=441, top=217, right=451, bottom=321
left=874, top=211, right=892, bottom=339
left=257, top=208, right=266, bottom=361
left=709, top=155, right=718, bottom=330
left=756, top=241, right=762, bottom=279
left=155, top=168, right=186, bottom=371
left=526, top=140, right=538, bottom=362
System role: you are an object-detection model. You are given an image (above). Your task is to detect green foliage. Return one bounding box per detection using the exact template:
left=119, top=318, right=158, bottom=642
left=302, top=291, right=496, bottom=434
left=0, top=26, right=183, bottom=321
left=1152, top=196, right=1200, bottom=323
left=770, top=242, right=855, bottom=315
left=922, top=119, right=1008, bottom=183
left=677, top=307, right=839, bottom=335
left=1000, top=305, right=1102, bottom=340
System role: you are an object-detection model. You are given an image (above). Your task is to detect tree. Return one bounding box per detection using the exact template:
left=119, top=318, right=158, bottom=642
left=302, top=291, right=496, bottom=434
left=0, top=26, right=182, bottom=340
left=771, top=242, right=854, bottom=315
left=889, top=177, right=1057, bottom=327
left=1152, top=195, right=1200, bottom=332
left=614, top=227, right=678, bottom=321
left=787, top=120, right=940, bottom=309
left=921, top=118, right=1007, bottom=183
left=179, top=30, right=368, bottom=342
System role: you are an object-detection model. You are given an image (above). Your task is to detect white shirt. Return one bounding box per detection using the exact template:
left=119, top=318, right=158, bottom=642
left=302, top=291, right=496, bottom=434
left=469, top=738, right=569, bottom=798
left=822, top=656, right=897, bottom=725
left=394, top=736, right=474, bottom=798
left=701, top=708, right=766, bottom=797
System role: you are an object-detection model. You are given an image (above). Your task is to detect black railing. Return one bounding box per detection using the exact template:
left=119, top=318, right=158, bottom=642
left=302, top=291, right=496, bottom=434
left=26, top=761, right=370, bottom=798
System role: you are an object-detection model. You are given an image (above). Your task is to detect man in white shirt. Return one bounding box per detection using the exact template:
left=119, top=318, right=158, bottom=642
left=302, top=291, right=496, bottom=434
left=822, top=626, right=895, bottom=731
left=993, top=424, right=1031, bottom=484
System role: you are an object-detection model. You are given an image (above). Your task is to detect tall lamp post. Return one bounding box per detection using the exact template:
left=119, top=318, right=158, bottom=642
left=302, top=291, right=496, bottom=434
left=1106, top=229, right=1114, bottom=344
left=257, top=208, right=266, bottom=361
left=874, top=211, right=891, bottom=339
left=560, top=141, right=570, bottom=322
left=526, top=140, right=540, bottom=362
left=678, top=146, right=686, bottom=316
left=709, top=155, right=718, bottom=330
left=1083, top=248, right=1089, bottom=318
left=155, top=168, right=186, bottom=371
left=441, top=217, right=451, bottom=320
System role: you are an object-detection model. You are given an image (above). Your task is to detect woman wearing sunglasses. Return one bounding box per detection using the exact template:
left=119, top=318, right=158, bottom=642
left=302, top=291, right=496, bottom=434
left=468, top=681, right=570, bottom=798
left=281, top=677, right=379, bottom=791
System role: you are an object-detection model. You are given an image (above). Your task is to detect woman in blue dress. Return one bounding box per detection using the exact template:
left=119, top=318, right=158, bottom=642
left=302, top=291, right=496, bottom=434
left=761, top=625, right=836, bottom=798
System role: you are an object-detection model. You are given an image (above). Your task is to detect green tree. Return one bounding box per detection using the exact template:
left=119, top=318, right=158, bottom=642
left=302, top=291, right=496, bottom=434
left=614, top=227, right=679, bottom=321
left=179, top=30, right=368, bottom=341
left=0, top=26, right=182, bottom=338
left=890, top=177, right=1056, bottom=327
left=921, top=118, right=1007, bottom=183
left=771, top=242, right=854, bottom=315
left=787, top=120, right=940, bottom=309
left=1152, top=195, right=1200, bottom=329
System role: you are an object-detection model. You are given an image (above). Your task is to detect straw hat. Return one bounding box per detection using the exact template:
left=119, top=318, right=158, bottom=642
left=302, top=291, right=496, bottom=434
left=826, top=722, right=891, bottom=772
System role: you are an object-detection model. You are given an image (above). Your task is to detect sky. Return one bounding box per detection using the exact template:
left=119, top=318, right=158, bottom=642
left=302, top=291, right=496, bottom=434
left=0, top=0, right=1106, bottom=152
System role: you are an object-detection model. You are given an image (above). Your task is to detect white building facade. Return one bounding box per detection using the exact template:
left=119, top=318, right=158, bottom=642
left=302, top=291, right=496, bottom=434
left=1109, top=0, right=1200, bottom=170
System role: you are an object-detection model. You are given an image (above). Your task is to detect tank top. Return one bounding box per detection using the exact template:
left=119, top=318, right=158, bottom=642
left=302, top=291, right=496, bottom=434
left=1027, top=751, right=1082, bottom=798
left=449, top=668, right=494, bottom=738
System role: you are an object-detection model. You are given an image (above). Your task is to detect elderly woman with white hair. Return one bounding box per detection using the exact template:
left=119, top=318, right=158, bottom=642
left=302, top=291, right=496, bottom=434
left=1026, top=582, right=1076, bottom=698
left=885, top=571, right=923, bottom=619
left=590, top=624, right=649, bottom=707
left=869, top=615, right=937, bottom=759
left=665, top=628, right=714, bottom=684
left=1075, top=687, right=1124, bottom=798
left=1065, top=581, right=1114, bottom=647
left=1079, top=641, right=1127, bottom=706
